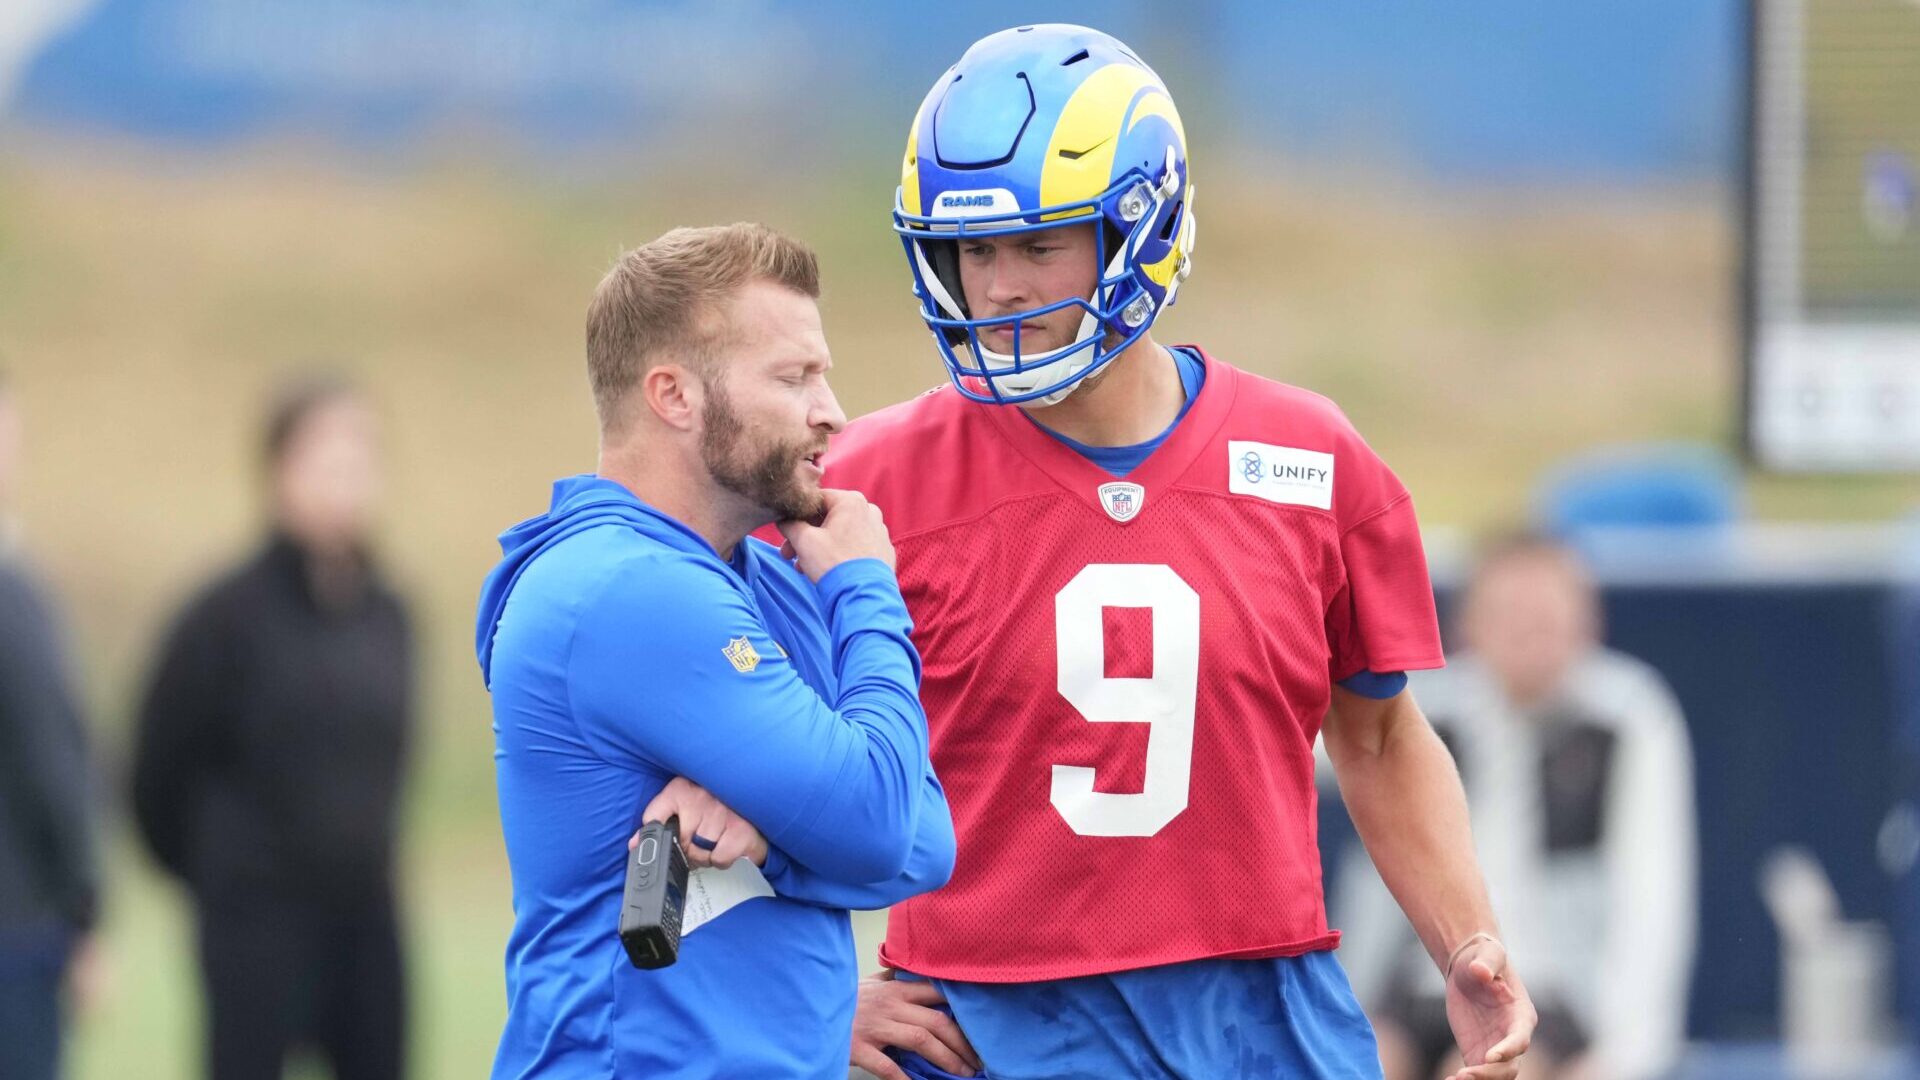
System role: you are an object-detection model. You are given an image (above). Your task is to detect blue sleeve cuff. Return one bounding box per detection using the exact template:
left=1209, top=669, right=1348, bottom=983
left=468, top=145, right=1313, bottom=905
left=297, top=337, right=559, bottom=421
left=1337, top=669, right=1408, bottom=699
left=816, top=557, right=898, bottom=598
left=760, top=845, right=792, bottom=885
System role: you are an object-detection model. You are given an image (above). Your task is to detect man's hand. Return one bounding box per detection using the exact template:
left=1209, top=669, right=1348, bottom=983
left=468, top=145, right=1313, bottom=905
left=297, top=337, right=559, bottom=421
left=777, top=489, right=895, bottom=582
left=1443, top=936, right=1536, bottom=1080
left=634, top=777, right=768, bottom=871
left=850, top=969, right=982, bottom=1080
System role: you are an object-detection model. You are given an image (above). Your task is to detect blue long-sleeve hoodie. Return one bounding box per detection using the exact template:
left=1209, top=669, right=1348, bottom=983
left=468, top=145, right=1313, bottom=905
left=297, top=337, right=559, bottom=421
left=476, top=475, right=954, bottom=1079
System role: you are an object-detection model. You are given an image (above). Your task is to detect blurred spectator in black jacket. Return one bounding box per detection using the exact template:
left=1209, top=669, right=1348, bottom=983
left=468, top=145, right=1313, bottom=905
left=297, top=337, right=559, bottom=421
left=0, top=373, right=105, bottom=1080
left=133, top=376, right=414, bottom=1080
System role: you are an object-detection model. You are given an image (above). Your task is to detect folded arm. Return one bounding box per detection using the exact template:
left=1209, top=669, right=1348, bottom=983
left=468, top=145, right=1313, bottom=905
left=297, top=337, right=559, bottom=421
left=574, top=555, right=945, bottom=885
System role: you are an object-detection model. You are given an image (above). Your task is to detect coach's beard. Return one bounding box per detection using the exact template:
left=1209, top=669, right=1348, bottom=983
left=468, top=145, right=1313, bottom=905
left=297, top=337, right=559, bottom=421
left=701, top=387, right=826, bottom=524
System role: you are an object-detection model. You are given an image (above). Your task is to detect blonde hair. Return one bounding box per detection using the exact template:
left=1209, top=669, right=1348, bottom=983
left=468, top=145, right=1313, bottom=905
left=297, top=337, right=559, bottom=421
left=585, top=222, right=820, bottom=433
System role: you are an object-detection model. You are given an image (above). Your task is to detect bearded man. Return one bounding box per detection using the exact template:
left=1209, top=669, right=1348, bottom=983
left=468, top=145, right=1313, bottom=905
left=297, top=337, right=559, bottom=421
left=475, top=223, right=955, bottom=1080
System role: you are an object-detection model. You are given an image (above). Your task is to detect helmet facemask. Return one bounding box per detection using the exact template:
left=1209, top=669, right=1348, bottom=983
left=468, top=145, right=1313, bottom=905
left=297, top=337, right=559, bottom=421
left=896, top=157, right=1191, bottom=407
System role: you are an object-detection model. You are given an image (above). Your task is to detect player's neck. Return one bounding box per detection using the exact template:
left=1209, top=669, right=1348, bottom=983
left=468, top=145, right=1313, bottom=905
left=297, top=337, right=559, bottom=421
left=1020, top=335, right=1183, bottom=447
left=598, top=441, right=756, bottom=562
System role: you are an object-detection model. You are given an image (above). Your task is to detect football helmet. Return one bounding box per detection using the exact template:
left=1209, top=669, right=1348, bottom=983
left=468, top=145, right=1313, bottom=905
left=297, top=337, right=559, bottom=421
left=894, top=24, right=1197, bottom=405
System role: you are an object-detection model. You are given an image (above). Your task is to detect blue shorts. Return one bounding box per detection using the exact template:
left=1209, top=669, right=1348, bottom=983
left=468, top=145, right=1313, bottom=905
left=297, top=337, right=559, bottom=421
left=890, top=951, right=1381, bottom=1080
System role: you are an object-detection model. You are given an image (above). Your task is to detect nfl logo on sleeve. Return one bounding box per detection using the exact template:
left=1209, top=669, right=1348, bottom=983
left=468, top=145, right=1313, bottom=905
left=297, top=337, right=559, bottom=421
left=1097, top=482, right=1145, bottom=523
left=722, top=637, right=761, bottom=673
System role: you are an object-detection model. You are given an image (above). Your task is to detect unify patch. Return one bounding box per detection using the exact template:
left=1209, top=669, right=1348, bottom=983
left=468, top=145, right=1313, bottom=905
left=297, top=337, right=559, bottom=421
left=1226, top=441, right=1334, bottom=509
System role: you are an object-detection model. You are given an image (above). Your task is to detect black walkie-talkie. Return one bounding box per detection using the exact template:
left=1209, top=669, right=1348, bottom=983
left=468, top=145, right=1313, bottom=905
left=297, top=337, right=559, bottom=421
left=619, top=815, right=690, bottom=969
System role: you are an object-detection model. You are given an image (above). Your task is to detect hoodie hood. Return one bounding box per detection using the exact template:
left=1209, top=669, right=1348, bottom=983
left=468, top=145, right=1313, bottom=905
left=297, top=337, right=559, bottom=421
left=475, top=474, right=719, bottom=687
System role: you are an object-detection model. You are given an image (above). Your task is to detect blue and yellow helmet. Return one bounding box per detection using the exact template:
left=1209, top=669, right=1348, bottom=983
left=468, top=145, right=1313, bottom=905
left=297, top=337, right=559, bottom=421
left=894, top=24, right=1197, bottom=405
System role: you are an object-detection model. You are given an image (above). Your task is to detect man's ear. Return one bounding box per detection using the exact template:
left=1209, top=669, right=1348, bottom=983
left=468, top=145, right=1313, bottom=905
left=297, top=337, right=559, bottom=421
left=642, top=362, right=705, bottom=433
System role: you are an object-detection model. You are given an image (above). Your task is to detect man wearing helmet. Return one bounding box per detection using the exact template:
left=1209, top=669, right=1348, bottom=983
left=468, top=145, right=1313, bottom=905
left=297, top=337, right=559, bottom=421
left=828, top=24, right=1537, bottom=1080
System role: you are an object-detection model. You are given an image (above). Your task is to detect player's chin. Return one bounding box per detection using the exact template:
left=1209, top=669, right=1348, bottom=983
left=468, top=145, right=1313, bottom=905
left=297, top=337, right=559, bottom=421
left=774, top=479, right=825, bottom=525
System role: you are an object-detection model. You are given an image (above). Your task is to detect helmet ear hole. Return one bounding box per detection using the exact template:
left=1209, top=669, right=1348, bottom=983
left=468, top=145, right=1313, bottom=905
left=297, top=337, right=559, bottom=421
left=1158, top=201, right=1183, bottom=243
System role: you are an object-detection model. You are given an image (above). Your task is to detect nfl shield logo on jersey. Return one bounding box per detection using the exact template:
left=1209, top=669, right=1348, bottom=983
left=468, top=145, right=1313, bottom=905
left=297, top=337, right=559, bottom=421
left=722, top=636, right=761, bottom=673
left=1097, top=482, right=1146, bottom=523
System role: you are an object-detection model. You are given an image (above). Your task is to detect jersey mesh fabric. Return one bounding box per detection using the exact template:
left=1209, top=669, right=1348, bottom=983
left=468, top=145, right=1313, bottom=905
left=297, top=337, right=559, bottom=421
left=825, top=351, right=1444, bottom=983
left=889, top=488, right=1343, bottom=981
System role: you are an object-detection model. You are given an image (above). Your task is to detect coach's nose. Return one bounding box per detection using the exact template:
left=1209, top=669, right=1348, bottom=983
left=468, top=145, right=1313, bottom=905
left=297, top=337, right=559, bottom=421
left=811, top=378, right=847, bottom=435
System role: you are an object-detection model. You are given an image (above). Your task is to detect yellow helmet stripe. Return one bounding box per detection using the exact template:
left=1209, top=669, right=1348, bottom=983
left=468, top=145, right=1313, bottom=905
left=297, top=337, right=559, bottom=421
left=1038, top=63, right=1155, bottom=221
left=900, top=100, right=926, bottom=218
left=1039, top=63, right=1185, bottom=223
left=1127, top=91, right=1186, bottom=161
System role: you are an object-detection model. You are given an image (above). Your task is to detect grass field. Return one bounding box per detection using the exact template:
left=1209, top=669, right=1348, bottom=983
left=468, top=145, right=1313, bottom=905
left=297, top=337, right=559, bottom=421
left=0, top=142, right=1913, bottom=1077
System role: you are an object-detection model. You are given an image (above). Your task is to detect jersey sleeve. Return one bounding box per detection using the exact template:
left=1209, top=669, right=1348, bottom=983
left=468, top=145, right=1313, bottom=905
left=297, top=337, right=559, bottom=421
left=1325, top=455, right=1444, bottom=682
left=567, top=554, right=936, bottom=885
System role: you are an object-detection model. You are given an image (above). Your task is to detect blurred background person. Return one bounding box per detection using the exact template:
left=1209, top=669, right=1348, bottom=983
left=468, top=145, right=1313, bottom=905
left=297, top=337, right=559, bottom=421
left=131, top=377, right=414, bottom=1080
left=1335, top=532, right=1698, bottom=1080
left=0, top=371, right=104, bottom=1080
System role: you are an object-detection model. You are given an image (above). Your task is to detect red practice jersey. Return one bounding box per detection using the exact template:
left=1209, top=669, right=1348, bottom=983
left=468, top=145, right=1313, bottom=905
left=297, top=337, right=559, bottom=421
left=823, top=349, right=1444, bottom=983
